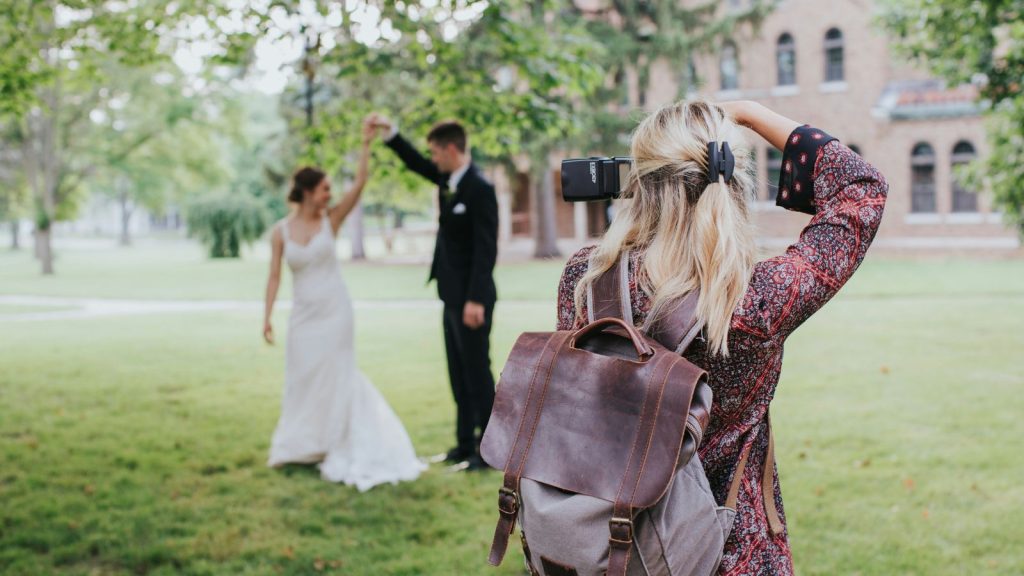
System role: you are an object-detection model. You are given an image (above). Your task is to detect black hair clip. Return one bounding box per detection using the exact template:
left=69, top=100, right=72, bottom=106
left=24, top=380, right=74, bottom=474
left=706, top=141, right=735, bottom=184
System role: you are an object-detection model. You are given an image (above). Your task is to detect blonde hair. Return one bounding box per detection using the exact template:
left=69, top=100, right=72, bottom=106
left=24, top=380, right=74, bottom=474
left=574, top=99, right=757, bottom=356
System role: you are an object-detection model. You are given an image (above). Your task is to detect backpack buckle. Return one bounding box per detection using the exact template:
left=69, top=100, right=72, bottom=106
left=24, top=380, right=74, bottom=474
left=498, top=487, right=519, bottom=515
left=608, top=517, right=634, bottom=545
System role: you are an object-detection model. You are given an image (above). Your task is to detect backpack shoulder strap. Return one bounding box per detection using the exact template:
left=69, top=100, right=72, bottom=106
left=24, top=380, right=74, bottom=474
left=588, top=250, right=704, bottom=353
left=725, top=414, right=785, bottom=537
left=646, top=290, right=704, bottom=353
left=586, top=251, right=632, bottom=323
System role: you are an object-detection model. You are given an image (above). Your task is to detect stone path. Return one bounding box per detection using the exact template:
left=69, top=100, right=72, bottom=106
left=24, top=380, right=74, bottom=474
left=0, top=295, right=547, bottom=322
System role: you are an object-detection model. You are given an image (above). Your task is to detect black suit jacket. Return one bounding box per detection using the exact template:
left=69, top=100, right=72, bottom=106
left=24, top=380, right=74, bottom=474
left=386, top=133, right=498, bottom=307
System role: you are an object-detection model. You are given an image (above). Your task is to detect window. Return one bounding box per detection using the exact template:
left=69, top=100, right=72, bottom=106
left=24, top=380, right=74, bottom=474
left=824, top=28, right=844, bottom=82
left=911, top=143, right=936, bottom=213
left=951, top=140, right=978, bottom=212
left=766, top=148, right=783, bottom=201
left=680, top=56, right=698, bottom=94
left=614, top=68, right=629, bottom=106
left=776, top=33, right=796, bottom=86
left=720, top=41, right=739, bottom=91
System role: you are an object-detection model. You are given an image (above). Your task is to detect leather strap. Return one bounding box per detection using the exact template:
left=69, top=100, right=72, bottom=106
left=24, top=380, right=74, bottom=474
left=646, top=289, right=703, bottom=354
left=590, top=250, right=704, bottom=354
left=607, top=353, right=682, bottom=576
left=489, top=331, right=573, bottom=566
left=762, top=414, right=785, bottom=535
left=521, top=530, right=540, bottom=576
left=725, top=415, right=785, bottom=536
left=588, top=251, right=632, bottom=323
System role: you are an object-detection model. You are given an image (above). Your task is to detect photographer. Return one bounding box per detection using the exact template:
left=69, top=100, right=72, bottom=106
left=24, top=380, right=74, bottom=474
left=555, top=100, right=888, bottom=574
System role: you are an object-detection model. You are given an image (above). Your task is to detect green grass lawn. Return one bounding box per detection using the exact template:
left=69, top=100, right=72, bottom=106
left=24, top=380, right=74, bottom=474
left=1, top=241, right=1023, bottom=575
left=0, top=241, right=567, bottom=302
left=4, top=240, right=1024, bottom=302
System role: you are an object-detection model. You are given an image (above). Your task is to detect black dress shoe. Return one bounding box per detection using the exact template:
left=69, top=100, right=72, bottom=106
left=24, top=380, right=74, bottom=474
left=444, top=447, right=474, bottom=464
left=464, top=454, right=493, bottom=472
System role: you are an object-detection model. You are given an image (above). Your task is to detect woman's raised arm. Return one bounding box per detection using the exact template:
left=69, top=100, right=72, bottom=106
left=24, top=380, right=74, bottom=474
left=328, top=121, right=375, bottom=234
left=723, top=101, right=889, bottom=341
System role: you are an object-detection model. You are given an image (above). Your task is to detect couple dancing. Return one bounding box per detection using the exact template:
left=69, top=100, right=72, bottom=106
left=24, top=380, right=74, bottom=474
left=262, top=114, right=499, bottom=490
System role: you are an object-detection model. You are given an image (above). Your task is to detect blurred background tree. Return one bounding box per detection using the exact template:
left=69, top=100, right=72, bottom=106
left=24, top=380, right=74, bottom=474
left=0, top=0, right=228, bottom=273
left=882, top=0, right=1024, bottom=237
left=85, top=64, right=233, bottom=246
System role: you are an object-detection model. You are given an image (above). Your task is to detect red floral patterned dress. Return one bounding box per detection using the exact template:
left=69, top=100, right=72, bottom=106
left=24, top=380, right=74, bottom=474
left=556, top=127, right=888, bottom=575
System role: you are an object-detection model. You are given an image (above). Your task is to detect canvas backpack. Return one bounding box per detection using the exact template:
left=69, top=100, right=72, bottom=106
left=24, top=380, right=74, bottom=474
left=480, top=250, right=782, bottom=576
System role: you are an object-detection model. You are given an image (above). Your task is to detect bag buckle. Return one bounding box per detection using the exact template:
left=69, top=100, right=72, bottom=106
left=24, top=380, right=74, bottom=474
left=498, top=487, right=519, bottom=516
left=609, top=517, right=634, bottom=545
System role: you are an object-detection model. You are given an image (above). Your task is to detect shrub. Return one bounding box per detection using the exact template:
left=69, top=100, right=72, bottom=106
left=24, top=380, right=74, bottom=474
left=185, top=195, right=270, bottom=258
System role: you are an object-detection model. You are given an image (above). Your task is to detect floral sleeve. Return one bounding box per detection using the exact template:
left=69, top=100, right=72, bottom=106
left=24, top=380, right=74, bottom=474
left=556, top=246, right=594, bottom=331
left=734, top=126, right=889, bottom=341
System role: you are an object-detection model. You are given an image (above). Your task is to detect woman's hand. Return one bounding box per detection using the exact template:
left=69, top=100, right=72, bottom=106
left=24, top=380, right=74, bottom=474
left=263, top=320, right=274, bottom=345
left=718, top=100, right=799, bottom=152
left=362, top=116, right=376, bottom=147
left=718, top=100, right=758, bottom=129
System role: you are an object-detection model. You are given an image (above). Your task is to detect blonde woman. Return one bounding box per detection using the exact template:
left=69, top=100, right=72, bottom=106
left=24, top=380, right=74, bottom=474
left=556, top=100, right=888, bottom=574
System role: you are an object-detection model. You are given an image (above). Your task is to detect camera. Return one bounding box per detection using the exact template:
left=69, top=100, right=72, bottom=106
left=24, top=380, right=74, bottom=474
left=560, top=157, right=633, bottom=202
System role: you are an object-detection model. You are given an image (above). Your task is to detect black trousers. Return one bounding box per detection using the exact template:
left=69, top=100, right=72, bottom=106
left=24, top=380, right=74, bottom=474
left=442, top=302, right=496, bottom=455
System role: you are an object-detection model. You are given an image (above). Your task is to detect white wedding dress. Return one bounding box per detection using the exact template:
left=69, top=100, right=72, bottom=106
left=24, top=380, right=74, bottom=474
left=267, top=215, right=426, bottom=490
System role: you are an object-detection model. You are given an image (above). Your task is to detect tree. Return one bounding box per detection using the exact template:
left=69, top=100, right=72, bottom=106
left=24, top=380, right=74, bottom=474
left=86, top=64, right=232, bottom=245
left=882, top=0, right=1024, bottom=236
left=361, top=1, right=605, bottom=259
left=0, top=0, right=226, bottom=274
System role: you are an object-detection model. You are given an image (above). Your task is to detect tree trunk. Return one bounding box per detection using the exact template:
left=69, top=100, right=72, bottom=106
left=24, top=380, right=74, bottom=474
left=349, top=202, right=366, bottom=260
left=119, top=188, right=133, bottom=246
left=37, top=226, right=54, bottom=274
left=380, top=209, right=396, bottom=254
left=10, top=219, right=19, bottom=250
left=532, top=164, right=561, bottom=259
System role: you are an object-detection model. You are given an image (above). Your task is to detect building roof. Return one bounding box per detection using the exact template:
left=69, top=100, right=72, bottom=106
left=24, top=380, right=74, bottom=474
left=874, top=80, right=986, bottom=120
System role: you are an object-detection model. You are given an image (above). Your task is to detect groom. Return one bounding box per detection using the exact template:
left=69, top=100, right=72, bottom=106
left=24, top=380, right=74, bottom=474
left=368, top=114, right=498, bottom=471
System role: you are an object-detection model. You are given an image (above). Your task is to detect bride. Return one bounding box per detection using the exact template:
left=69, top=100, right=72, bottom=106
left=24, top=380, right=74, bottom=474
left=262, top=120, right=426, bottom=490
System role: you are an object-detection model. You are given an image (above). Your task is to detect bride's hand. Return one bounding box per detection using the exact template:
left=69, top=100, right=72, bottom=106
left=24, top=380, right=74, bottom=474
left=362, top=116, right=376, bottom=146
left=263, top=321, right=274, bottom=345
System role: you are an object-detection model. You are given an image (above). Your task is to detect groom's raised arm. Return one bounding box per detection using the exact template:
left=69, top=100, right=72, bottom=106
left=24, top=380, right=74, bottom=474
left=385, top=132, right=443, bottom=185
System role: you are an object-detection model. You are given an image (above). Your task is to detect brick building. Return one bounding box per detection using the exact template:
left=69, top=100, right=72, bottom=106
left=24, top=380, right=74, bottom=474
left=496, top=0, right=1019, bottom=252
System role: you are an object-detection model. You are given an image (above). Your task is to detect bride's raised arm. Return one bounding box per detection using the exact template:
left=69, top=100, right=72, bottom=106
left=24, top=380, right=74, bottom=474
left=328, top=120, right=375, bottom=234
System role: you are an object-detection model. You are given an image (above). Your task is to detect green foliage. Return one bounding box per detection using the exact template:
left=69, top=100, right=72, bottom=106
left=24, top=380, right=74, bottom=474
left=881, top=0, right=1024, bottom=236
left=185, top=194, right=270, bottom=258
left=966, top=98, right=1024, bottom=234
left=86, top=64, right=234, bottom=224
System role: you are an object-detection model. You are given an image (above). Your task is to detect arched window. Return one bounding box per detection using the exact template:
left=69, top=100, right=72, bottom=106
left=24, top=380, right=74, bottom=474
left=951, top=140, right=978, bottom=212
left=766, top=148, right=783, bottom=201
left=911, top=142, right=936, bottom=213
left=720, top=41, right=739, bottom=91
left=776, top=33, right=796, bottom=86
left=824, top=28, right=844, bottom=82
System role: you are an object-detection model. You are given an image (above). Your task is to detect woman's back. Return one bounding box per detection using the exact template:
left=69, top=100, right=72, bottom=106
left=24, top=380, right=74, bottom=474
left=557, top=132, right=887, bottom=575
